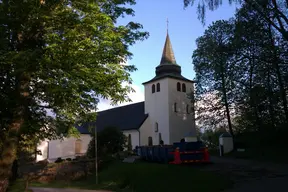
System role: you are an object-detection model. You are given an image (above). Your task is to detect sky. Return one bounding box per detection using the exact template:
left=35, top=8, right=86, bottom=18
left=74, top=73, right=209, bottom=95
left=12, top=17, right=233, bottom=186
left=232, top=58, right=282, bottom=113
left=97, top=0, right=239, bottom=111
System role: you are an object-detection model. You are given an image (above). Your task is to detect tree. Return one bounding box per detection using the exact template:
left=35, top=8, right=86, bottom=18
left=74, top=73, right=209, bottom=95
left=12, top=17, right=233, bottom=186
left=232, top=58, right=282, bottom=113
left=200, top=127, right=227, bottom=148
left=195, top=91, right=229, bottom=130
left=191, top=3, right=288, bottom=149
left=193, top=19, right=236, bottom=137
left=0, top=0, right=148, bottom=190
left=86, top=126, right=126, bottom=158
left=183, top=0, right=288, bottom=41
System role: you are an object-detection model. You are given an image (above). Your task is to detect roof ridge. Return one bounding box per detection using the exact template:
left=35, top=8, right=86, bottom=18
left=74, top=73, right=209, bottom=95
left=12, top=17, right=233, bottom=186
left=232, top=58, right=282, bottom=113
left=97, top=101, right=144, bottom=113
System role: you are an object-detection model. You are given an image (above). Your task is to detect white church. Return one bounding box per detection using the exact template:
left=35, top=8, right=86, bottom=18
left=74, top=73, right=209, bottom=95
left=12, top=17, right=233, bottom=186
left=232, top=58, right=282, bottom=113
left=36, top=32, right=197, bottom=162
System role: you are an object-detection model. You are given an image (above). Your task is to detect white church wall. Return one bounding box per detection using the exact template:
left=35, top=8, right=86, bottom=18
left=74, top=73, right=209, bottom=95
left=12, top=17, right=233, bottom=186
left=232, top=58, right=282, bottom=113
left=144, top=78, right=170, bottom=145
left=139, top=116, right=152, bottom=146
left=36, top=134, right=92, bottom=162
left=36, top=139, right=49, bottom=162
left=123, top=130, right=139, bottom=150
left=168, top=78, right=196, bottom=144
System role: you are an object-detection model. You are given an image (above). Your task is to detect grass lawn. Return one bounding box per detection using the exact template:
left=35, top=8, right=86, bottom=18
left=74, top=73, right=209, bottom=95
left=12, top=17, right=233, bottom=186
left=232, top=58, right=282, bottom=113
left=19, top=161, right=233, bottom=192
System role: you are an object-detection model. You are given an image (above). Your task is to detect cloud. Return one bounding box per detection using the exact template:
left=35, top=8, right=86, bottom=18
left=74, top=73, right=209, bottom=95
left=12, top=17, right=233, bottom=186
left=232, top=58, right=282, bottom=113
left=97, top=83, right=144, bottom=111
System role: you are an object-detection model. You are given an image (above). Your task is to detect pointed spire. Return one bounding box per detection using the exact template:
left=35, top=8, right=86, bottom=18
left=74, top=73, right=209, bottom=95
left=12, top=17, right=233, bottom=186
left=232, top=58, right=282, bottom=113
left=160, top=20, right=177, bottom=65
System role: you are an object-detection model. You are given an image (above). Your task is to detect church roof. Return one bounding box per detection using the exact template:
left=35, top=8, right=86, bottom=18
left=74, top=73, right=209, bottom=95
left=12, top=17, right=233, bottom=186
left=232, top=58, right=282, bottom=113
left=76, top=101, right=148, bottom=134
left=143, top=73, right=194, bottom=84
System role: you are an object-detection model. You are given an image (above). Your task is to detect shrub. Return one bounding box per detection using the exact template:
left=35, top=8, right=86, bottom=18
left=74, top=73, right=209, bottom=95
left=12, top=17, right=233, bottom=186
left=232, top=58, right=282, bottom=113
left=55, top=157, right=63, bottom=163
left=66, top=158, right=72, bottom=161
left=86, top=126, right=126, bottom=158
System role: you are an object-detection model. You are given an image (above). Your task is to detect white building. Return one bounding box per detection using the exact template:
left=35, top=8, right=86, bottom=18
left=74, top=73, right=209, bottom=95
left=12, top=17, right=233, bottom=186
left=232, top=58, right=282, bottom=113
left=36, top=32, right=197, bottom=162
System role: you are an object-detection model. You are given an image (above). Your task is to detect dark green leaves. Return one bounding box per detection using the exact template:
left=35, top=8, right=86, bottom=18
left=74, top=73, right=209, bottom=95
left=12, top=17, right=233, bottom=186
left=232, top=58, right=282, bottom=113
left=0, top=0, right=148, bottom=152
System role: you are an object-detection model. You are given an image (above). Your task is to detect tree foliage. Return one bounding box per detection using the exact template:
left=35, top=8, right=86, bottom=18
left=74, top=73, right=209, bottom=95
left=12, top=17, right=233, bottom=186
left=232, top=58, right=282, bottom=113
left=183, top=0, right=288, bottom=41
left=193, top=2, right=288, bottom=147
left=0, top=0, right=148, bottom=189
left=86, top=126, right=127, bottom=158
left=193, top=19, right=235, bottom=136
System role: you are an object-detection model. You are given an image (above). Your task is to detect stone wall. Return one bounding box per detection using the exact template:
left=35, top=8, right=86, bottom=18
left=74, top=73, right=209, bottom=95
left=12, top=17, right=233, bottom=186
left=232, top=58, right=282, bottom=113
left=20, top=159, right=95, bottom=184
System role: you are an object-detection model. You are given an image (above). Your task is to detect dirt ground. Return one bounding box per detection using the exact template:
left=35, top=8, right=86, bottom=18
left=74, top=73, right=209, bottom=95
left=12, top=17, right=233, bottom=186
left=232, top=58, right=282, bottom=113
left=200, top=156, right=288, bottom=192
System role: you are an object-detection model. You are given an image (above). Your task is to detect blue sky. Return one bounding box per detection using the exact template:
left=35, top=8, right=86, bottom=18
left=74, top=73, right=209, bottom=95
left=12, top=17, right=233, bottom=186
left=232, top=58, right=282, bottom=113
left=98, top=0, right=239, bottom=110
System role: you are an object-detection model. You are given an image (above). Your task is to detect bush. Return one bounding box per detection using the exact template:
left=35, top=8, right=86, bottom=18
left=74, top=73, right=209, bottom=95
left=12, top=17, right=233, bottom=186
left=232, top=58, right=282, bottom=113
left=86, top=126, right=126, bottom=158
left=66, top=158, right=72, bottom=161
left=55, top=157, right=63, bottom=163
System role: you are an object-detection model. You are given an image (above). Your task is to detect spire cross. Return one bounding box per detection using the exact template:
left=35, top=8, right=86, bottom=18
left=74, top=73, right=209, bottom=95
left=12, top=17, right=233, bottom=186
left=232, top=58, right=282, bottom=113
left=167, top=18, right=169, bottom=33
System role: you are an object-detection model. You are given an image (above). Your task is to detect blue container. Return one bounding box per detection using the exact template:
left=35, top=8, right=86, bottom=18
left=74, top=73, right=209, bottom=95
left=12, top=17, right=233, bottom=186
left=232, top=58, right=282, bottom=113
left=153, top=147, right=161, bottom=162
left=139, top=141, right=205, bottom=163
left=141, top=147, right=148, bottom=160
left=146, top=147, right=151, bottom=161
left=159, top=146, right=174, bottom=163
left=185, top=141, right=204, bottom=151
left=173, top=141, right=204, bottom=152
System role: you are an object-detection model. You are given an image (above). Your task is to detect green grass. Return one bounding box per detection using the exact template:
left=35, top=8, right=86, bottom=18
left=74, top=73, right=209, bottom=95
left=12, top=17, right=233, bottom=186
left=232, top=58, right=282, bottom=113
left=26, top=161, right=233, bottom=192
left=7, top=179, right=32, bottom=192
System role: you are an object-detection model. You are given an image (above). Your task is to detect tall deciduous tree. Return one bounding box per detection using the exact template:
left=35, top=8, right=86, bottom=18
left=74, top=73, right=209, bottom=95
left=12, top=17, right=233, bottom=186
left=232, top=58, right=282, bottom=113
left=192, top=2, right=288, bottom=148
left=0, top=0, right=148, bottom=190
left=193, top=19, right=235, bottom=137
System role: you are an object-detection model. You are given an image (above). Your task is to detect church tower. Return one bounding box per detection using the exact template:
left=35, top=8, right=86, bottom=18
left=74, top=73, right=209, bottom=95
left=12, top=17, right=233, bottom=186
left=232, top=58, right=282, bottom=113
left=142, top=30, right=196, bottom=145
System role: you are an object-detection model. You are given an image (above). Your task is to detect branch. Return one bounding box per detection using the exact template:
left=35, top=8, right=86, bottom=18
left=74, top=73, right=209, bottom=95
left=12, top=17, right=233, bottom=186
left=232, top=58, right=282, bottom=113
left=271, top=0, right=288, bottom=26
left=245, top=0, right=288, bottom=41
left=37, top=105, right=52, bottom=109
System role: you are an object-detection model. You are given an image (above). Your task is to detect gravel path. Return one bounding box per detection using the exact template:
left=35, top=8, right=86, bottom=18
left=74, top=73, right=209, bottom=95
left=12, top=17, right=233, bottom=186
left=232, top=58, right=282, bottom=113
left=29, top=188, right=112, bottom=192
left=201, top=156, right=288, bottom=192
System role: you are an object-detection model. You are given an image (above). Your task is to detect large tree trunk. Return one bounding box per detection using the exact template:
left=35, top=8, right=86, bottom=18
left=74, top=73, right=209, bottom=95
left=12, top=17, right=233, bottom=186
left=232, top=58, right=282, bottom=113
left=0, top=73, right=30, bottom=192
left=0, top=120, right=22, bottom=192
left=220, top=62, right=234, bottom=137
left=267, top=70, right=276, bottom=128
left=248, top=46, right=262, bottom=131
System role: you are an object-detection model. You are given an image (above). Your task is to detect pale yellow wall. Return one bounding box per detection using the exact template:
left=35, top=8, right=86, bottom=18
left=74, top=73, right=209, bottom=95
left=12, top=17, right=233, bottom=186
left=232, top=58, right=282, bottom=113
left=36, top=134, right=92, bottom=162
left=139, top=116, right=153, bottom=146
left=123, top=130, right=139, bottom=149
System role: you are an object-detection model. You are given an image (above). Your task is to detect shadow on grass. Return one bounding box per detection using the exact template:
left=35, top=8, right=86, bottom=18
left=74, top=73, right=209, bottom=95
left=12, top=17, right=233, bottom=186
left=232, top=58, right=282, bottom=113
left=27, top=161, right=233, bottom=192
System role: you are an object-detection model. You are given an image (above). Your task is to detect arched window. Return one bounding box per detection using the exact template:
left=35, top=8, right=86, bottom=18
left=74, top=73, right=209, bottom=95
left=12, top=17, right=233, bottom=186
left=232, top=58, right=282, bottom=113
left=186, top=104, right=190, bottom=114
left=156, top=83, right=160, bottom=92
left=174, top=102, right=177, bottom=112
left=177, top=82, right=181, bottom=92
left=152, top=84, right=155, bottom=93
left=155, top=122, right=158, bottom=132
left=182, top=83, right=186, bottom=92
left=75, top=139, right=82, bottom=154
left=148, top=136, right=153, bottom=146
